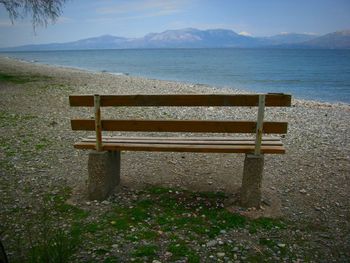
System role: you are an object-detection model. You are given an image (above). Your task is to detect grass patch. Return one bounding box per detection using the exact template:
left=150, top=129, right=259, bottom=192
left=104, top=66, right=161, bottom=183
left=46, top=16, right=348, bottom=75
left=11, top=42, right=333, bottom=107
left=0, top=72, right=51, bottom=84
left=104, top=211, right=129, bottom=231
left=127, top=230, right=158, bottom=241
left=0, top=111, right=37, bottom=127
left=168, top=242, right=200, bottom=262
left=104, top=257, right=120, bottom=263
left=249, top=218, right=286, bottom=233
left=7, top=187, right=91, bottom=263
left=132, top=244, right=158, bottom=257
left=35, top=138, right=51, bottom=151
left=99, top=187, right=284, bottom=242
left=4, top=183, right=295, bottom=262
left=27, top=227, right=81, bottom=263
left=40, top=83, right=73, bottom=91
left=84, top=223, right=101, bottom=234
left=144, top=186, right=247, bottom=237
left=0, top=111, right=53, bottom=165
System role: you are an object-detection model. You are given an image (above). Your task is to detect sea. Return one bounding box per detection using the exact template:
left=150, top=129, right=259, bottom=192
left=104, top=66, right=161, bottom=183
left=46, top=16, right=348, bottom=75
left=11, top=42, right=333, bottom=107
left=1, top=48, right=350, bottom=104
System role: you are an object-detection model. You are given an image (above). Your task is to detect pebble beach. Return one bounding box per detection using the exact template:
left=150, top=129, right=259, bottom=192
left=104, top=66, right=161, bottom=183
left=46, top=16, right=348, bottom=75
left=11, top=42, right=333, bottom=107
left=0, top=56, right=349, bottom=261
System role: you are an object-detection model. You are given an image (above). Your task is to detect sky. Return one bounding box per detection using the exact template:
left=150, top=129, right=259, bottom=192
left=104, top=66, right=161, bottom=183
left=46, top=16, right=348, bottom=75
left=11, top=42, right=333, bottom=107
left=0, top=0, right=349, bottom=48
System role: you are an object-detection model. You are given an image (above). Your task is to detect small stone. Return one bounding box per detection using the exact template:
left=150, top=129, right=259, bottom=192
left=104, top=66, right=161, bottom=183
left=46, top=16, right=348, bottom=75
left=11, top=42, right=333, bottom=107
left=85, top=201, right=91, bottom=205
left=218, top=240, right=224, bottom=245
left=101, top=200, right=110, bottom=205
left=220, top=230, right=226, bottom=234
left=206, top=240, right=218, bottom=247
left=233, top=246, right=239, bottom=252
left=277, top=243, right=286, bottom=248
left=152, top=260, right=161, bottom=263
left=208, top=181, right=213, bottom=185
left=111, top=244, right=118, bottom=249
left=164, top=251, right=172, bottom=258
left=217, top=252, right=225, bottom=257
left=262, top=199, right=272, bottom=207
left=299, top=189, right=307, bottom=194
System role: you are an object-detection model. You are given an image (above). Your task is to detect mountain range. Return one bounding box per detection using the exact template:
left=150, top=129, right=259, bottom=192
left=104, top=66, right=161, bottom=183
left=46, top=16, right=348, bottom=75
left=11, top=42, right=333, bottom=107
left=2, top=28, right=350, bottom=51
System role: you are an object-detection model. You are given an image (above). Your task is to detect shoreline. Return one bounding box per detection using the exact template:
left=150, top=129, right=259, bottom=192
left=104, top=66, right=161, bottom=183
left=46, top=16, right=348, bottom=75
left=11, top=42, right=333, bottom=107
left=1, top=54, right=349, bottom=107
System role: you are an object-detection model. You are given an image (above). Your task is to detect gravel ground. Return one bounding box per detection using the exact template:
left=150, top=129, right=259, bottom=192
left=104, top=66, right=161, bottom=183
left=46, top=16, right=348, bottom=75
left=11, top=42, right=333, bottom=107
left=0, top=56, right=349, bottom=262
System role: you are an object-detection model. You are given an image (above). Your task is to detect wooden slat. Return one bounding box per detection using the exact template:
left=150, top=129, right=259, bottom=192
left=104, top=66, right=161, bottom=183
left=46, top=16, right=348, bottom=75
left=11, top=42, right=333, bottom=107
left=73, top=141, right=285, bottom=154
left=69, top=94, right=292, bottom=107
left=86, top=136, right=282, bottom=141
left=71, top=119, right=288, bottom=134
left=255, top=94, right=265, bottom=154
left=81, top=138, right=283, bottom=146
left=94, top=94, right=102, bottom=151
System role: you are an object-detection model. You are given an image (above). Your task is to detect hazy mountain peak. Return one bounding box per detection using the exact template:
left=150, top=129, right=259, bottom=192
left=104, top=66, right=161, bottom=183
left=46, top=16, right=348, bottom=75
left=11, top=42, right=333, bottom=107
left=263, top=32, right=318, bottom=45
left=144, top=28, right=202, bottom=42
left=334, top=29, right=350, bottom=36
left=301, top=29, right=350, bottom=49
left=239, top=31, right=252, bottom=36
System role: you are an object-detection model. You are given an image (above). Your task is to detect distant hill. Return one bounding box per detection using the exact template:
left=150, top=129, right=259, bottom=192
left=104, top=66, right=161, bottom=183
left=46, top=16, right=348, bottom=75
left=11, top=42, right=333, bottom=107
left=3, top=35, right=129, bottom=51
left=260, top=33, right=318, bottom=45
left=299, top=30, right=350, bottom=49
left=1, top=28, right=349, bottom=51
left=134, top=28, right=258, bottom=48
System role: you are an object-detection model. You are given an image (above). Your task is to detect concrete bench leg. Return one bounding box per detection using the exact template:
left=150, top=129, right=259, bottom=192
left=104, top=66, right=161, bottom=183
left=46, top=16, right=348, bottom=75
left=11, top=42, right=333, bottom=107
left=87, top=150, right=120, bottom=201
left=240, top=154, right=264, bottom=208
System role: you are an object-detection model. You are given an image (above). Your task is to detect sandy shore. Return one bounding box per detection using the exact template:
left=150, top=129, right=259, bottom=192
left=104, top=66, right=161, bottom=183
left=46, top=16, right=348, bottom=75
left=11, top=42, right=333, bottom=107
left=1, top=56, right=349, bottom=260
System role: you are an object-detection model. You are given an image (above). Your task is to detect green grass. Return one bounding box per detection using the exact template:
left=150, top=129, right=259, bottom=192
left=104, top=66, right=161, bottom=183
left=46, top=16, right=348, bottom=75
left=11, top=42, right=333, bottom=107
left=126, top=230, right=158, bottom=241
left=5, top=184, right=296, bottom=262
left=28, top=227, right=81, bottom=263
left=98, top=187, right=285, bottom=242
left=249, top=217, right=286, bottom=233
left=132, top=244, right=158, bottom=257
left=0, top=72, right=51, bottom=84
left=0, top=111, right=53, bottom=167
left=35, top=138, right=51, bottom=151
left=5, top=186, right=92, bottom=263
left=168, top=242, right=200, bottom=262
left=0, top=111, right=37, bottom=127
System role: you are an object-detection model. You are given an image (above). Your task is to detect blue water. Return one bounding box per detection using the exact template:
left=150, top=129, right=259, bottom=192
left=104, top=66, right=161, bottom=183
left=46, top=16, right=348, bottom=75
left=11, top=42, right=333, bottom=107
left=1, top=49, right=350, bottom=104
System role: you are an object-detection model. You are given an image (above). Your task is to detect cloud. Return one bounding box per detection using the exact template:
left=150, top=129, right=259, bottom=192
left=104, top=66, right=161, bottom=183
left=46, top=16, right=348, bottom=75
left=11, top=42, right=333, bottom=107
left=96, top=0, right=187, bottom=17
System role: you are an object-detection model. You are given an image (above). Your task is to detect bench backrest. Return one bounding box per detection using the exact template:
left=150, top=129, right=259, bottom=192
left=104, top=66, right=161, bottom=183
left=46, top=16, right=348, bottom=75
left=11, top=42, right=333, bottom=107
left=70, top=94, right=291, bottom=154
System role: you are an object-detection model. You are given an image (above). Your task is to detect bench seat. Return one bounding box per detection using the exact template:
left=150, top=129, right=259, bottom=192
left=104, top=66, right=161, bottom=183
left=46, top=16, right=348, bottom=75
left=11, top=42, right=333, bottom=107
left=74, top=136, right=285, bottom=154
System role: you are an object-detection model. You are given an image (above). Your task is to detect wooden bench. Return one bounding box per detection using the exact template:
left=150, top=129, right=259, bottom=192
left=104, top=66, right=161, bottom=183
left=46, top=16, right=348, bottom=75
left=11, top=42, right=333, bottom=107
left=70, top=93, right=291, bottom=207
